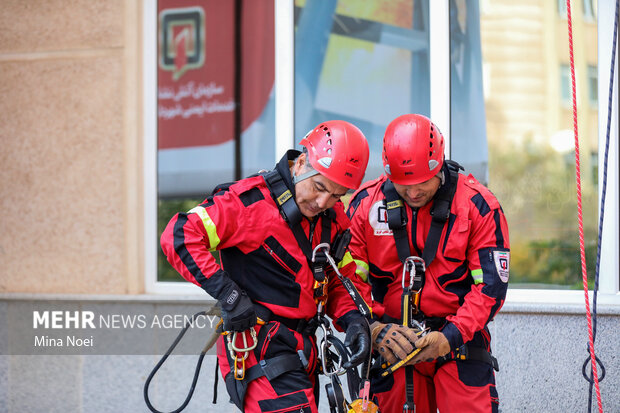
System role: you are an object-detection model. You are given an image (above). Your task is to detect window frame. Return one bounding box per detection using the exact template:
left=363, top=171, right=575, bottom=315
left=144, top=0, right=620, bottom=305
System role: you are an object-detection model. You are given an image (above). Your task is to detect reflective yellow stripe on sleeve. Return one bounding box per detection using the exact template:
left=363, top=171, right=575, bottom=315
left=471, top=268, right=483, bottom=284
left=353, top=258, right=370, bottom=283
left=337, top=251, right=354, bottom=269
left=187, top=206, right=221, bottom=251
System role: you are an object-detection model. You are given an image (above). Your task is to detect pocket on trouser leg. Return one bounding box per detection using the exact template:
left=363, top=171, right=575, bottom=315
left=456, top=359, right=495, bottom=387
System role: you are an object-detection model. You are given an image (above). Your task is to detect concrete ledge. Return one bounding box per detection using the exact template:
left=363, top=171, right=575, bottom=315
left=2, top=290, right=620, bottom=314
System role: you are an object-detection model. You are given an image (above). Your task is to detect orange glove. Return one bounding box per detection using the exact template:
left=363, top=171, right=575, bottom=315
left=409, top=331, right=451, bottom=364
left=370, top=321, right=421, bottom=365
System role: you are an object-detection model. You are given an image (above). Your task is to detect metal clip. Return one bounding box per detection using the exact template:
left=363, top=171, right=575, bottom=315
left=317, top=321, right=345, bottom=377
left=312, top=242, right=331, bottom=262
left=226, top=328, right=258, bottom=381
left=401, top=256, right=425, bottom=292
left=227, top=328, right=258, bottom=356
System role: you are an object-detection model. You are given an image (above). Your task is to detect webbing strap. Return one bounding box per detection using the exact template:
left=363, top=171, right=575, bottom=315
left=383, top=161, right=462, bottom=269
left=423, top=161, right=460, bottom=267
left=404, top=365, right=415, bottom=412
left=383, top=183, right=413, bottom=265
left=262, top=151, right=332, bottom=269
left=225, top=352, right=305, bottom=390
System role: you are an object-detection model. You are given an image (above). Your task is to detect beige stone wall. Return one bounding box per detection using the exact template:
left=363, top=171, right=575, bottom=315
left=0, top=1, right=144, bottom=294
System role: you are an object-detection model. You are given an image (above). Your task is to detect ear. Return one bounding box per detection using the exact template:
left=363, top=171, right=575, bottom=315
left=293, top=152, right=307, bottom=174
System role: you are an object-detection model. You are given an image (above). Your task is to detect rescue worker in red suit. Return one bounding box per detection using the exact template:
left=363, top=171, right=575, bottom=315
left=161, top=121, right=373, bottom=413
left=346, top=114, right=510, bottom=413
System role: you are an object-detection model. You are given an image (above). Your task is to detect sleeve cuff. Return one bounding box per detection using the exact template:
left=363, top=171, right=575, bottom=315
left=441, top=322, right=464, bottom=351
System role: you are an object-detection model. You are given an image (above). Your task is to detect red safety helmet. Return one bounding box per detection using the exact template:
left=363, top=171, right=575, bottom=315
left=382, top=114, right=445, bottom=185
left=299, top=120, right=370, bottom=189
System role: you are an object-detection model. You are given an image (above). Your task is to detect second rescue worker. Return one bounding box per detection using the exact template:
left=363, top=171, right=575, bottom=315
left=347, top=114, right=510, bottom=413
left=161, top=121, right=372, bottom=413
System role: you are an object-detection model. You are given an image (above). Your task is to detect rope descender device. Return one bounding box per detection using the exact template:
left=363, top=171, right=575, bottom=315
left=225, top=328, right=258, bottom=380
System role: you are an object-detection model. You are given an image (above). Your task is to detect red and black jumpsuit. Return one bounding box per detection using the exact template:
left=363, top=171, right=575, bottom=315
left=161, top=151, right=368, bottom=413
left=347, top=171, right=510, bottom=413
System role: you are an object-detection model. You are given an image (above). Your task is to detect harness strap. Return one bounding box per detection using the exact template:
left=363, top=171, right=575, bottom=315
left=437, top=343, right=499, bottom=372
left=262, top=151, right=332, bottom=277
left=224, top=348, right=308, bottom=410
left=263, top=153, right=370, bottom=319
left=384, top=160, right=462, bottom=268
left=254, top=303, right=318, bottom=336
left=423, top=161, right=460, bottom=267
left=383, top=185, right=413, bottom=265
left=403, top=365, right=415, bottom=412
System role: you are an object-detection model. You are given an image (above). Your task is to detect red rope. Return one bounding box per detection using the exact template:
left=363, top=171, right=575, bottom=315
left=566, top=1, right=603, bottom=411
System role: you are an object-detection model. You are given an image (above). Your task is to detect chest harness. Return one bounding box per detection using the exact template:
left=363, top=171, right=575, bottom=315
left=381, top=160, right=461, bottom=412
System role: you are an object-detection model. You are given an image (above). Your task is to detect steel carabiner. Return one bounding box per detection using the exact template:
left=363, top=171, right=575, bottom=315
left=402, top=256, right=425, bottom=292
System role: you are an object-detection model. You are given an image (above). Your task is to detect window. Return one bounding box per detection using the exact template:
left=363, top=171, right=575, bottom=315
left=561, top=64, right=571, bottom=105
left=151, top=1, right=276, bottom=285
left=588, top=65, right=598, bottom=106
left=145, top=0, right=619, bottom=300
left=294, top=0, right=431, bottom=181
left=558, top=0, right=568, bottom=18
left=583, top=0, right=595, bottom=21
left=461, top=2, right=598, bottom=289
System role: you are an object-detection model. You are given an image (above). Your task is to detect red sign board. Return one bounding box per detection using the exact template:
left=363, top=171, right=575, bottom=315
left=157, top=1, right=235, bottom=149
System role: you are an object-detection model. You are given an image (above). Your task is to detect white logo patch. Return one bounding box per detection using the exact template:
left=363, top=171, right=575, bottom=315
left=226, top=290, right=239, bottom=305
left=494, top=251, right=510, bottom=283
left=369, top=200, right=393, bottom=236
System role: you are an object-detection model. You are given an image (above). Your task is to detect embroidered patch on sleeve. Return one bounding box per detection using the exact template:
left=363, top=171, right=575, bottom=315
left=493, top=251, right=510, bottom=283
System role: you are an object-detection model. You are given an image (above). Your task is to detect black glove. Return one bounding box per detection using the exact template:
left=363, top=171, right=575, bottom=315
left=220, top=289, right=256, bottom=332
left=205, top=270, right=256, bottom=332
left=339, top=312, right=370, bottom=369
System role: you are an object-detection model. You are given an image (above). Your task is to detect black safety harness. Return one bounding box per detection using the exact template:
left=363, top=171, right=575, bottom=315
left=381, top=160, right=498, bottom=412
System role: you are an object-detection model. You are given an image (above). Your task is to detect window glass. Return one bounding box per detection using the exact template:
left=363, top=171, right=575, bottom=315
left=156, top=0, right=275, bottom=281
left=294, top=0, right=430, bottom=181
left=558, top=0, right=568, bottom=18
left=560, top=64, right=571, bottom=104
left=583, top=0, right=596, bottom=21
left=453, top=0, right=598, bottom=288
left=588, top=65, right=598, bottom=106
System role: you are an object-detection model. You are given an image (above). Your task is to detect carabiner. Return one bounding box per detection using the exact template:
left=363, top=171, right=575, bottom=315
left=312, top=242, right=331, bottom=262
left=317, top=321, right=345, bottom=377
left=226, top=328, right=258, bottom=360
left=401, top=256, right=425, bottom=292
left=233, top=354, right=246, bottom=380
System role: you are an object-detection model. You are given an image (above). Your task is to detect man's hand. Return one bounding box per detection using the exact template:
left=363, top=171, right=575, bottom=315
left=343, top=318, right=370, bottom=369
left=370, top=322, right=421, bottom=365
left=409, top=331, right=450, bottom=364
left=220, top=289, right=256, bottom=332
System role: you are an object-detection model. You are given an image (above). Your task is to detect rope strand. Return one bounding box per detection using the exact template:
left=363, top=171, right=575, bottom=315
left=566, top=1, right=603, bottom=411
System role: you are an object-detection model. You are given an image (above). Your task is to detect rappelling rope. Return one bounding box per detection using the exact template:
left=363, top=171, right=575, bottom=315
left=582, top=0, right=618, bottom=411
left=565, top=1, right=604, bottom=411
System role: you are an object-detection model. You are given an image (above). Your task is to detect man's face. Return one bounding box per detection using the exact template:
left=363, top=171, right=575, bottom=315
left=292, top=154, right=349, bottom=218
left=393, top=176, right=441, bottom=208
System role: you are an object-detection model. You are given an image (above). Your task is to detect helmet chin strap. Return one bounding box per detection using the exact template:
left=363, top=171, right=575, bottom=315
left=437, top=170, right=445, bottom=186
left=293, top=169, right=320, bottom=184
